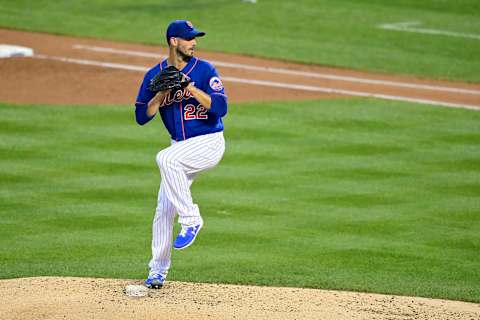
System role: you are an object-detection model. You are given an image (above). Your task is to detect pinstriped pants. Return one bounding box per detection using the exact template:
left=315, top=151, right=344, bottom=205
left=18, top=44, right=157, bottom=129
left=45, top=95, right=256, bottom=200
left=148, top=131, right=225, bottom=277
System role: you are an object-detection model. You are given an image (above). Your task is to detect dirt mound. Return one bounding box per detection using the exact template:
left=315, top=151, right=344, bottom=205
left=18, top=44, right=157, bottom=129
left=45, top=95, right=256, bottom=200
left=1, top=277, right=478, bottom=319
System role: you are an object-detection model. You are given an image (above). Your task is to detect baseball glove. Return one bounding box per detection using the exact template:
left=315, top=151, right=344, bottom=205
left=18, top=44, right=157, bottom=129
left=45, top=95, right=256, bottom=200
left=148, top=66, right=191, bottom=92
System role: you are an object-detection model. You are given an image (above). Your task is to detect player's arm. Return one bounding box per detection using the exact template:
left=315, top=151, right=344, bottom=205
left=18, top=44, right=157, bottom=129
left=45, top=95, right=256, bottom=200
left=186, top=83, right=211, bottom=108
left=135, top=102, right=155, bottom=126
left=146, top=90, right=170, bottom=117
left=135, top=73, right=157, bottom=125
left=186, top=69, right=227, bottom=117
left=135, top=70, right=171, bottom=125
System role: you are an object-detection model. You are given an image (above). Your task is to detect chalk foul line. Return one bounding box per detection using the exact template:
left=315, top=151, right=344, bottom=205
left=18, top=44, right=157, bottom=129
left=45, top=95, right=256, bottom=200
left=72, top=44, right=480, bottom=96
left=32, top=54, right=479, bottom=111
left=379, top=21, right=480, bottom=41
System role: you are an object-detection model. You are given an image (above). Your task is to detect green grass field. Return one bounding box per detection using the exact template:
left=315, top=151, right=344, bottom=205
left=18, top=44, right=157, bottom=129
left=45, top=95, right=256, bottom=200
left=0, top=0, right=479, bottom=81
left=1, top=101, right=479, bottom=302
left=1, top=0, right=479, bottom=306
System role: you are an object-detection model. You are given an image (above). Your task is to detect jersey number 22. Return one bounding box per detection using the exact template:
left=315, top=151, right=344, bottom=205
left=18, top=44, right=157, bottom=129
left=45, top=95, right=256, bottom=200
left=184, top=104, right=208, bottom=120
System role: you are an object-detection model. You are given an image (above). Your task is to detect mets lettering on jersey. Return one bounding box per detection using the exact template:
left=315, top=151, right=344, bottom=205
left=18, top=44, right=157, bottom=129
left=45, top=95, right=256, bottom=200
left=135, top=57, right=228, bottom=141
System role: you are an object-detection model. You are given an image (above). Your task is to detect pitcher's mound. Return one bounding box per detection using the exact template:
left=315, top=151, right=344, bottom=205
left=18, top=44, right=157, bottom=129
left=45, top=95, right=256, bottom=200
left=0, top=277, right=478, bottom=319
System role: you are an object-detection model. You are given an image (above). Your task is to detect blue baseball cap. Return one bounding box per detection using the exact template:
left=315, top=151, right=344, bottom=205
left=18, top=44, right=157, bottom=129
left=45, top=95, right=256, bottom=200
left=166, top=20, right=206, bottom=43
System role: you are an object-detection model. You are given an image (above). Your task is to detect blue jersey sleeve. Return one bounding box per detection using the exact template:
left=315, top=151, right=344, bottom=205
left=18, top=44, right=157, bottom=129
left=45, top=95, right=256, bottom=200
left=134, top=72, right=156, bottom=125
left=204, top=67, right=228, bottom=118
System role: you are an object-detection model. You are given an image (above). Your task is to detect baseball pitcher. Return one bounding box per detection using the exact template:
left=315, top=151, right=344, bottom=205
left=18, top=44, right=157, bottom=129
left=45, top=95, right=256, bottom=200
left=134, top=20, right=227, bottom=289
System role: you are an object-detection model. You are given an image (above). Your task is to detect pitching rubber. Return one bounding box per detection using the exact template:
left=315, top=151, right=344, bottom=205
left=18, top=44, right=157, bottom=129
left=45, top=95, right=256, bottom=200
left=124, top=284, right=149, bottom=297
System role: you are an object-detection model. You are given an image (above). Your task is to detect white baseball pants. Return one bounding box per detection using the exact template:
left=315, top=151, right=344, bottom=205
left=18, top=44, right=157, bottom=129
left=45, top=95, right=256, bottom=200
left=148, top=131, right=225, bottom=277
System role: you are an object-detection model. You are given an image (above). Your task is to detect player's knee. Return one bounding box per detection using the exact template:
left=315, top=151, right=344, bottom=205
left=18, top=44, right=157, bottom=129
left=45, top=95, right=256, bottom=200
left=156, top=150, right=175, bottom=169
left=156, top=151, right=167, bottom=168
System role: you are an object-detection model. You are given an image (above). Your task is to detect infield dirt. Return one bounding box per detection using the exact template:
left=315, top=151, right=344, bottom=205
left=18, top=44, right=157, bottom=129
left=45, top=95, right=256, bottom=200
left=1, top=28, right=479, bottom=108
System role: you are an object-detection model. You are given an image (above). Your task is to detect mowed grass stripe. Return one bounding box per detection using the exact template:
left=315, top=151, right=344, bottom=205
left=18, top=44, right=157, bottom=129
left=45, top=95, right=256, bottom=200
left=0, top=100, right=479, bottom=302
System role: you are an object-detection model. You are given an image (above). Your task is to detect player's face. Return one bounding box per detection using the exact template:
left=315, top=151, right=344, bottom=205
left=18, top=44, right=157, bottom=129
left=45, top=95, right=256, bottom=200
left=175, top=37, right=197, bottom=61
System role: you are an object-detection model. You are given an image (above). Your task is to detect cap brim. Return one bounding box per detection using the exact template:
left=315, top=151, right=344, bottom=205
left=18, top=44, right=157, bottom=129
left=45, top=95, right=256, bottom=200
left=190, top=30, right=206, bottom=38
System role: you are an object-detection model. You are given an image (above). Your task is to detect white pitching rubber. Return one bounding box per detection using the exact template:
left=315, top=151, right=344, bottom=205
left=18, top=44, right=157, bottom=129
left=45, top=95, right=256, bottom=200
left=124, top=284, right=149, bottom=297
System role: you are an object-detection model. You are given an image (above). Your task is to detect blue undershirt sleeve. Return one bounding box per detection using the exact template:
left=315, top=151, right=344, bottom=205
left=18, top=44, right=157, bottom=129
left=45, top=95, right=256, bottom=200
left=135, top=103, right=155, bottom=125
left=205, top=67, right=228, bottom=118
left=134, top=74, right=156, bottom=125
left=209, top=93, right=228, bottom=117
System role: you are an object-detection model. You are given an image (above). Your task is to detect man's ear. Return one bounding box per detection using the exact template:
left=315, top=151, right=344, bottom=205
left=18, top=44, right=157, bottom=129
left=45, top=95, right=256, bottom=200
left=170, top=37, right=178, bottom=47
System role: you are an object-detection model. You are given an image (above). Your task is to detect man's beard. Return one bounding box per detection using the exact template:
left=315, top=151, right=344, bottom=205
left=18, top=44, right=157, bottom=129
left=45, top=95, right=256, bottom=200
left=176, top=47, right=193, bottom=63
